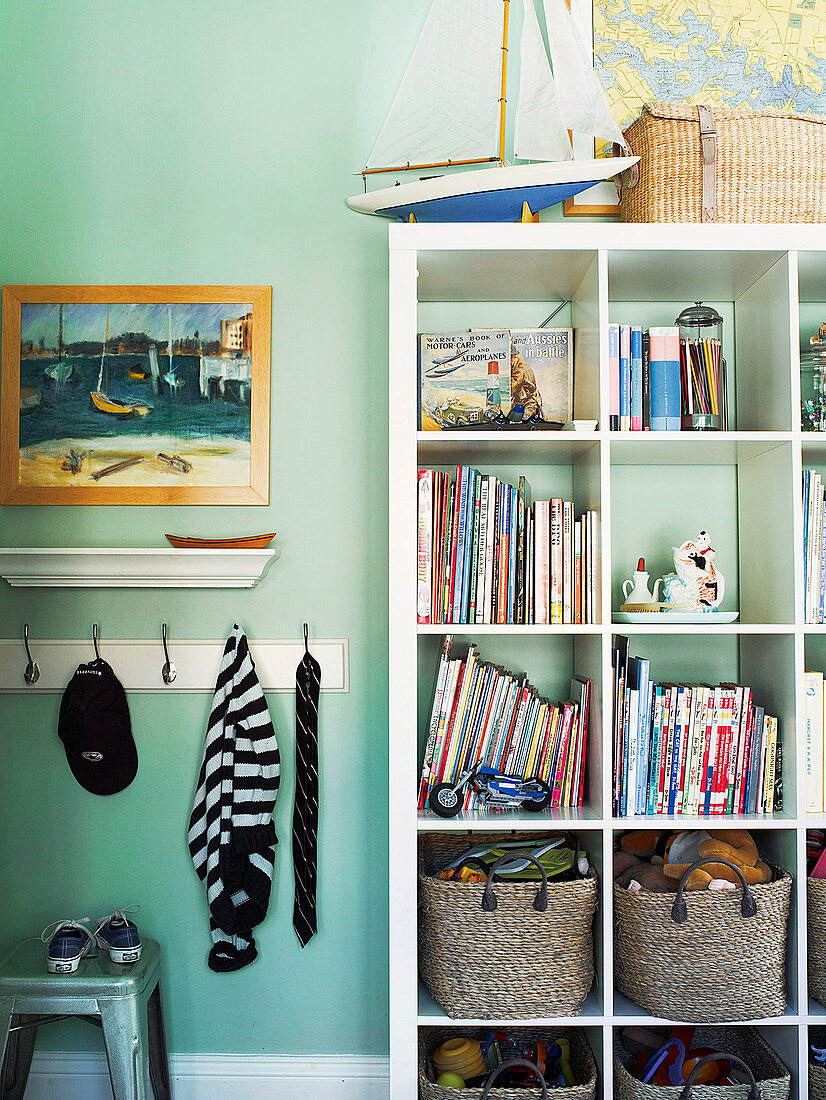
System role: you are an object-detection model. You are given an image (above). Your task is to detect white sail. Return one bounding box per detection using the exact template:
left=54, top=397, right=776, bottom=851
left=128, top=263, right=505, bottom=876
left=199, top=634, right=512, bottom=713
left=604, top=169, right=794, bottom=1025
left=514, top=0, right=573, bottom=162
left=365, top=0, right=503, bottom=170
left=542, top=0, right=626, bottom=149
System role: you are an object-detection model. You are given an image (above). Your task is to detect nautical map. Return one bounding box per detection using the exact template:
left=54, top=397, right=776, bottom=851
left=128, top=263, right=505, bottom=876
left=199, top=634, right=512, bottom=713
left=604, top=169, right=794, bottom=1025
left=593, top=0, right=826, bottom=130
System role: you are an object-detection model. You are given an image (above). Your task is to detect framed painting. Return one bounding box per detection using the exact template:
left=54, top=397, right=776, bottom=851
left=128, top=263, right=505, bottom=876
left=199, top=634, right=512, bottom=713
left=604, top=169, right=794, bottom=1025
left=1, top=285, right=271, bottom=505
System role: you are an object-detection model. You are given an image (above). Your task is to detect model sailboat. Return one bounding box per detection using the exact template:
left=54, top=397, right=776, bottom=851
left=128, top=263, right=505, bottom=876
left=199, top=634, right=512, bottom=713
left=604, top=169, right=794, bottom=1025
left=347, top=0, right=638, bottom=222
left=90, top=307, right=152, bottom=418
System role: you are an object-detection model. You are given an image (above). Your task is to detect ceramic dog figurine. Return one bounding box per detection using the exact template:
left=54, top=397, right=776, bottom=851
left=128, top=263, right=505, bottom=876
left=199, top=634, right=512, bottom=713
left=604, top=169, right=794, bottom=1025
left=661, top=530, right=724, bottom=611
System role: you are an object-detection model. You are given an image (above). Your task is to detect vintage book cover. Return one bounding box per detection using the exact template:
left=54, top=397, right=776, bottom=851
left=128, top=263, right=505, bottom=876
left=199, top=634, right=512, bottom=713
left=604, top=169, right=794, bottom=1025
left=509, top=328, right=573, bottom=424
left=418, top=331, right=510, bottom=430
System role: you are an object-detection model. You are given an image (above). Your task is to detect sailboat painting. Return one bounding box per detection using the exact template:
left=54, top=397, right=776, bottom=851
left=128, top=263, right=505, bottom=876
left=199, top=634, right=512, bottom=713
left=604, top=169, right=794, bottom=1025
left=347, top=0, right=638, bottom=222
left=1, top=286, right=271, bottom=505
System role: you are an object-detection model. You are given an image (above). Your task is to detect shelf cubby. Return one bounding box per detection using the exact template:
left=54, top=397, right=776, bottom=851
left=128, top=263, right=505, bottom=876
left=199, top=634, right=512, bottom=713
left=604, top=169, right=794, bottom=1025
left=391, top=226, right=825, bottom=1100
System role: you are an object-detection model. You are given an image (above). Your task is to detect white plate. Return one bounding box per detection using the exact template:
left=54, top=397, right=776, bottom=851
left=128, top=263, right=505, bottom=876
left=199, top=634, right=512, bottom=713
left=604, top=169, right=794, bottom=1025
left=613, top=610, right=740, bottom=624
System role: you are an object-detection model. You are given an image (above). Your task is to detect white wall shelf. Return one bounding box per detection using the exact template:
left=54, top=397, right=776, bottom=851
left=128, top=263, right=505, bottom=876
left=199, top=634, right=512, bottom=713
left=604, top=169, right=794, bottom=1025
left=0, top=547, right=277, bottom=588
left=389, top=223, right=826, bottom=1100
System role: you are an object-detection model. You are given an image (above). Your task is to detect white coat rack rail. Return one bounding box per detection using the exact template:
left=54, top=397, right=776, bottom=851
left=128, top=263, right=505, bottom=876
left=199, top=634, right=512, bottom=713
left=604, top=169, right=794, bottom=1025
left=0, top=635, right=349, bottom=694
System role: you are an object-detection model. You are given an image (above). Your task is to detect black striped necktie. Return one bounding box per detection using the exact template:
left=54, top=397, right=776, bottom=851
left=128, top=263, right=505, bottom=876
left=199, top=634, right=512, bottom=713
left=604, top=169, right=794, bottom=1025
left=293, top=626, right=321, bottom=947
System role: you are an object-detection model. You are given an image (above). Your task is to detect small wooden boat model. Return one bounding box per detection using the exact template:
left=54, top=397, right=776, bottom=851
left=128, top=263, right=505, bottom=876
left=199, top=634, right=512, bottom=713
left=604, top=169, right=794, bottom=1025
left=165, top=533, right=276, bottom=549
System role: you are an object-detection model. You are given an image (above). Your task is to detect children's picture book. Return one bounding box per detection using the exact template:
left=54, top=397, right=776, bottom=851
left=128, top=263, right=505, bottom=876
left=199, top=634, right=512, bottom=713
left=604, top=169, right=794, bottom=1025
left=418, top=331, right=510, bottom=430
left=509, top=328, right=573, bottom=424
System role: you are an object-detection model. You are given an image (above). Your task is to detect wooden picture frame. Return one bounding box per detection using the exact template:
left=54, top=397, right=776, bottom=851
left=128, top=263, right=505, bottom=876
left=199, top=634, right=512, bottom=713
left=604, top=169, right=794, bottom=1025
left=1, top=285, right=271, bottom=505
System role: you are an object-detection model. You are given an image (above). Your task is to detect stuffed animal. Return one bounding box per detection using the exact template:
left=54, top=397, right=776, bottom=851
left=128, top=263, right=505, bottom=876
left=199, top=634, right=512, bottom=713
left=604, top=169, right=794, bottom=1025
left=620, top=831, right=666, bottom=859
left=662, top=829, right=771, bottom=890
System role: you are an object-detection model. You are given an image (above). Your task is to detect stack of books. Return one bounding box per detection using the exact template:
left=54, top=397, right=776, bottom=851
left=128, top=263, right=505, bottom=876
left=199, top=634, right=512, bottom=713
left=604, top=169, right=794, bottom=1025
left=804, top=468, right=826, bottom=623
left=419, top=636, right=592, bottom=811
left=609, top=323, right=727, bottom=431
left=804, top=670, right=826, bottom=811
left=613, top=636, right=781, bottom=816
left=417, top=467, right=599, bottom=624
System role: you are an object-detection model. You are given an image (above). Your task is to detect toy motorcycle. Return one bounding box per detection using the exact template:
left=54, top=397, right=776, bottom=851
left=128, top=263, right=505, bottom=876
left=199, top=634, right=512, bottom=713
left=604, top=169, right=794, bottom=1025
left=428, top=764, right=552, bottom=818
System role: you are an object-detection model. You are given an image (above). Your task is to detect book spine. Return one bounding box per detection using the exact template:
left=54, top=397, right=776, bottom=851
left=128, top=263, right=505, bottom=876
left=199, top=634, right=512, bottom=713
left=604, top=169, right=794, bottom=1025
left=656, top=689, right=672, bottom=814
left=447, top=468, right=462, bottom=621
left=475, top=476, right=488, bottom=624
left=765, top=716, right=778, bottom=813
left=753, top=706, right=767, bottom=812
left=631, top=325, right=643, bottom=431
left=806, top=671, right=825, bottom=811
left=507, top=484, right=517, bottom=624
left=620, top=324, right=631, bottom=431
left=649, top=326, right=682, bottom=431
left=516, top=476, right=527, bottom=624
left=535, top=501, right=550, bottom=624
left=574, top=519, right=582, bottom=625
left=551, top=705, right=574, bottom=807
left=642, top=330, right=651, bottom=430
left=563, top=500, right=573, bottom=624
left=609, top=322, right=620, bottom=431
left=417, top=470, right=433, bottom=624
left=491, top=482, right=502, bottom=624
left=484, top=475, right=496, bottom=624
left=576, top=680, right=591, bottom=807
left=647, top=685, right=662, bottom=814
left=550, top=498, right=563, bottom=624
left=674, top=686, right=692, bottom=814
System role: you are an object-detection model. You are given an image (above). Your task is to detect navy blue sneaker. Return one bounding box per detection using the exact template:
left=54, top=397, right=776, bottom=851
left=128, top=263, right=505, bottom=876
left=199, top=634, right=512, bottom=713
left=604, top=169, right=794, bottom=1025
left=41, top=918, right=95, bottom=974
left=95, top=906, right=142, bottom=964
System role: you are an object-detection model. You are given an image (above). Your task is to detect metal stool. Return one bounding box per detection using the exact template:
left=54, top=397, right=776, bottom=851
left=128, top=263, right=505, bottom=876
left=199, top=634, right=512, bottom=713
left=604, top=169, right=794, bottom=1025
left=0, top=936, right=171, bottom=1100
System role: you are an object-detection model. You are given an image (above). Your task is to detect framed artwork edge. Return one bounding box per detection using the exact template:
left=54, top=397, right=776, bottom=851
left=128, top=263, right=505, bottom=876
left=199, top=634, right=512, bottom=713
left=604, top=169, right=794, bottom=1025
left=1, top=285, right=271, bottom=507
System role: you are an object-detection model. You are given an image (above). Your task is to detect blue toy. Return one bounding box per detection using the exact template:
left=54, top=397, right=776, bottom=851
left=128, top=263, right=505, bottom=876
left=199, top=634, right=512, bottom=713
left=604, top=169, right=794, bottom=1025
left=428, top=764, right=552, bottom=818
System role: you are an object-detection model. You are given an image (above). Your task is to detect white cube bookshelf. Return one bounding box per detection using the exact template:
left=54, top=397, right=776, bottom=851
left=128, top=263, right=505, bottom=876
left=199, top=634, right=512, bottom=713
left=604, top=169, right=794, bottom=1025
left=388, top=224, right=826, bottom=1100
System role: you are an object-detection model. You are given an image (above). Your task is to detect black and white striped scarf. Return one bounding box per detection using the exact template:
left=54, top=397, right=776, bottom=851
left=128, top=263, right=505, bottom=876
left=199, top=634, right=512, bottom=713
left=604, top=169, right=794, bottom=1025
left=188, top=624, right=280, bottom=972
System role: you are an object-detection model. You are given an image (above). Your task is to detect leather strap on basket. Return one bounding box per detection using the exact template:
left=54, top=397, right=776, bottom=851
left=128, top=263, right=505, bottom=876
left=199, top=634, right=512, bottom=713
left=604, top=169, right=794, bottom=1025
left=481, top=852, right=548, bottom=912
left=698, top=105, right=717, bottom=222
left=679, top=1053, right=760, bottom=1100
left=481, top=1059, right=550, bottom=1098
left=670, top=857, right=758, bottom=923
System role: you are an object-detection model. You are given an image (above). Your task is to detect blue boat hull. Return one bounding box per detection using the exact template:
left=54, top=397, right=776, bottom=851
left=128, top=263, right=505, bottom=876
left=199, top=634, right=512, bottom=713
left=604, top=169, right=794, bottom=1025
left=376, top=180, right=598, bottom=222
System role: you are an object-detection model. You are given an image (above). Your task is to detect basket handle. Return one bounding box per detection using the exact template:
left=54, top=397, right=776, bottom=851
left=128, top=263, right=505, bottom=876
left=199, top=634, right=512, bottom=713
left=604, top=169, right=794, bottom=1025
left=481, top=1058, right=550, bottom=1098
left=481, top=852, right=548, bottom=912
left=670, top=857, right=758, bottom=923
left=679, top=1053, right=760, bottom=1100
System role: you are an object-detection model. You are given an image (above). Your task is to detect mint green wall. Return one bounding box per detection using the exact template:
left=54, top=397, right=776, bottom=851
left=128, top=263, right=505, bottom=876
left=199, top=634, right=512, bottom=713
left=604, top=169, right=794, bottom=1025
left=0, top=0, right=424, bottom=1057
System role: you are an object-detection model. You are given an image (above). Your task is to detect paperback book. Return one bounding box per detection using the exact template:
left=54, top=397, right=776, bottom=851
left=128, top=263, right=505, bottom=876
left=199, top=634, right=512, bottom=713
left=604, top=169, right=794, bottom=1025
left=418, top=466, right=599, bottom=625
left=418, top=635, right=592, bottom=811
left=612, top=636, right=780, bottom=816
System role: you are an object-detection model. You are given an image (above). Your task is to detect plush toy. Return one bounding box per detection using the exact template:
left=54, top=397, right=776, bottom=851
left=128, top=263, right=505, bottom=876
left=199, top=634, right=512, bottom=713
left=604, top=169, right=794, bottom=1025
left=617, top=863, right=675, bottom=892
left=620, top=831, right=666, bottom=859
left=662, top=829, right=771, bottom=890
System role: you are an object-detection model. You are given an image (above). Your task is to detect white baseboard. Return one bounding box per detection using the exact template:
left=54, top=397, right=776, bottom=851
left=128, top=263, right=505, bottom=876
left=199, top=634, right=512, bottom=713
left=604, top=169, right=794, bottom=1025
left=25, top=1051, right=390, bottom=1099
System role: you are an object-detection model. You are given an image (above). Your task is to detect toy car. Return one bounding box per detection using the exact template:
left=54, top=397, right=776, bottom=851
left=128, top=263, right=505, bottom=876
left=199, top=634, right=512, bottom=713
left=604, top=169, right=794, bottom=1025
left=428, top=764, right=552, bottom=818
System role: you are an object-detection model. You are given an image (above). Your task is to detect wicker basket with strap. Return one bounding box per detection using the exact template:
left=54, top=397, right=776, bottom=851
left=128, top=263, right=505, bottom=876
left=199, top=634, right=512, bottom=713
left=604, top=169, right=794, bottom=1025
left=420, top=1026, right=597, bottom=1100
left=418, top=833, right=597, bottom=1019
left=809, top=877, right=826, bottom=1006
left=617, top=102, right=826, bottom=223
left=614, top=1028, right=790, bottom=1100
left=614, top=856, right=791, bottom=1021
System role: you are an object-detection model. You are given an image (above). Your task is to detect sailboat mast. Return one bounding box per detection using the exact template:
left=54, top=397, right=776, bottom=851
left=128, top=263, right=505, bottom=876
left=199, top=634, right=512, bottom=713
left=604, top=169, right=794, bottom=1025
left=498, top=0, right=510, bottom=165
left=58, top=304, right=64, bottom=360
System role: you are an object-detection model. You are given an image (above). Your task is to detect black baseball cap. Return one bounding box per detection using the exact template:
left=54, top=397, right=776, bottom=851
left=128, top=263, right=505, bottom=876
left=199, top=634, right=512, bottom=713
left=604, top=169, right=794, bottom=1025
left=58, top=659, right=138, bottom=795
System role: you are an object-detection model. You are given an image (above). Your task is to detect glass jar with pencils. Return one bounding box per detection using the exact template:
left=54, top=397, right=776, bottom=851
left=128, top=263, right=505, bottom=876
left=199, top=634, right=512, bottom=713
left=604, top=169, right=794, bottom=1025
left=675, top=301, right=727, bottom=430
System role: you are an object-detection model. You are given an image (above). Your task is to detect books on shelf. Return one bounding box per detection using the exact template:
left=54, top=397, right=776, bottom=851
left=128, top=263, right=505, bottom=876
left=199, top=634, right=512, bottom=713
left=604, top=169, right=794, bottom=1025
left=418, top=328, right=573, bottom=430
left=612, top=635, right=781, bottom=816
left=608, top=323, right=727, bottom=432
left=418, top=635, right=592, bottom=811
left=803, top=468, right=826, bottom=624
left=805, top=669, right=826, bottom=811
left=417, top=466, right=599, bottom=624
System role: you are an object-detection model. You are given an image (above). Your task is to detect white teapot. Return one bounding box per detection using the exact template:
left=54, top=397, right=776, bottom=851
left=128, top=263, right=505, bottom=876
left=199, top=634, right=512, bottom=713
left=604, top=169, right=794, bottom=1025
left=621, top=558, right=662, bottom=606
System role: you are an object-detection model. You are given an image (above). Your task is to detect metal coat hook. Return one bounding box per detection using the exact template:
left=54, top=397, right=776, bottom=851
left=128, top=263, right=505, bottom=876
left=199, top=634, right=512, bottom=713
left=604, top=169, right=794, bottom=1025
left=303, top=622, right=310, bottom=654
left=23, top=624, right=40, bottom=685
left=161, top=623, right=177, bottom=685
left=92, top=624, right=101, bottom=661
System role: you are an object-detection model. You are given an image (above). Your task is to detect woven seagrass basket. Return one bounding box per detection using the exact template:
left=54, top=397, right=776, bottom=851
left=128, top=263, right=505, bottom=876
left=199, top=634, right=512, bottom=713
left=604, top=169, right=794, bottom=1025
left=614, top=857, right=791, bottom=1021
left=618, top=102, right=826, bottom=223
left=809, top=877, right=826, bottom=1006
left=811, top=1063, right=826, bottom=1100
left=614, top=1027, right=790, bottom=1100
left=420, top=1026, right=597, bottom=1100
left=418, top=833, right=597, bottom=1019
